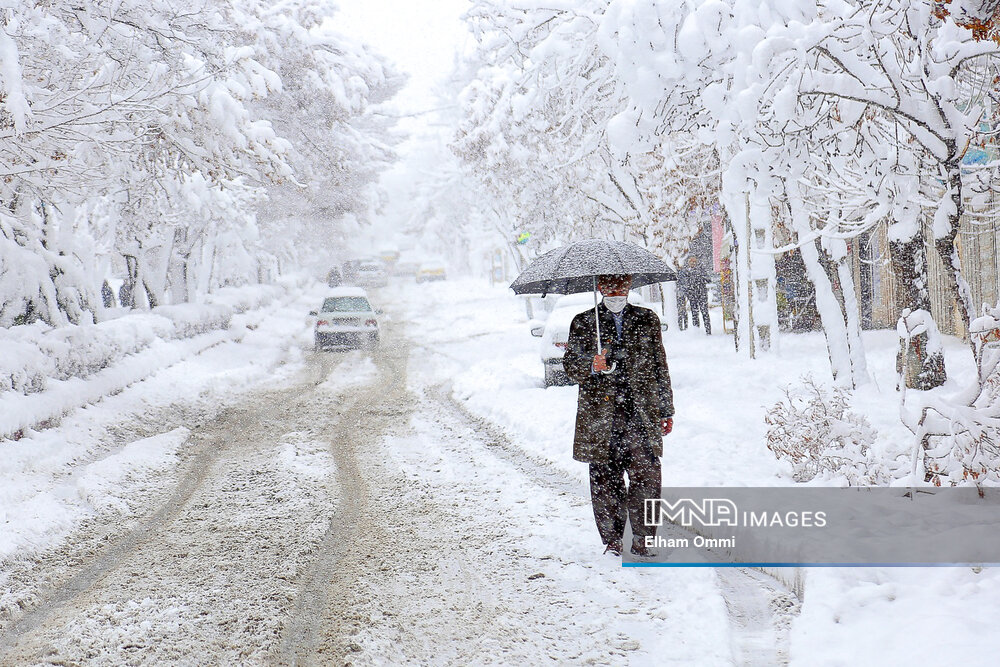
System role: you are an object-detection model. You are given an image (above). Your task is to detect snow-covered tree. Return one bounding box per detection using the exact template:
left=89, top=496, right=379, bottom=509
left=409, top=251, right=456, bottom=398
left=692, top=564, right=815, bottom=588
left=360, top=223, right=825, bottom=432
left=0, top=0, right=402, bottom=325
left=454, top=0, right=702, bottom=267
left=246, top=1, right=406, bottom=277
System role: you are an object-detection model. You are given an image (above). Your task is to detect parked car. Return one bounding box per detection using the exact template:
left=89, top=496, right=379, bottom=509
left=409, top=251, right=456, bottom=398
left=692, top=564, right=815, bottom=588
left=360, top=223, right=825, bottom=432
left=532, top=293, right=668, bottom=387
left=533, top=293, right=596, bottom=386
left=415, top=260, right=447, bottom=283
left=311, top=287, right=380, bottom=350
left=355, top=259, right=388, bottom=287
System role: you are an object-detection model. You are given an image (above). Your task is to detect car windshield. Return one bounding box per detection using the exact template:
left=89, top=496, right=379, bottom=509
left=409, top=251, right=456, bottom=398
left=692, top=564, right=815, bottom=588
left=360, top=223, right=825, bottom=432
left=321, top=297, right=371, bottom=312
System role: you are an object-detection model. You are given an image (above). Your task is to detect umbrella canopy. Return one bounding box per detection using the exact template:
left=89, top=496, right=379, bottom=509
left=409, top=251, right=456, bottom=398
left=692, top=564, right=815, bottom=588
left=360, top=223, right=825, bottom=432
left=509, top=238, right=676, bottom=296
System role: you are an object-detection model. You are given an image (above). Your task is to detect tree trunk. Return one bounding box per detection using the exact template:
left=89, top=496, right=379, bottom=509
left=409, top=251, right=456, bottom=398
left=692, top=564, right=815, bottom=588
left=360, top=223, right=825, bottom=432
left=832, top=239, right=869, bottom=386
left=933, top=162, right=976, bottom=358
left=890, top=235, right=946, bottom=389
left=800, top=239, right=856, bottom=385
left=785, top=181, right=866, bottom=386
left=143, top=279, right=158, bottom=308
left=121, top=254, right=138, bottom=309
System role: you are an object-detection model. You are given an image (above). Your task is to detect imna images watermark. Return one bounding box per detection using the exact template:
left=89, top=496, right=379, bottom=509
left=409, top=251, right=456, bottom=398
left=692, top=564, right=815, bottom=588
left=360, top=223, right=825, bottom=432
left=625, top=487, right=1000, bottom=566
left=644, top=497, right=827, bottom=529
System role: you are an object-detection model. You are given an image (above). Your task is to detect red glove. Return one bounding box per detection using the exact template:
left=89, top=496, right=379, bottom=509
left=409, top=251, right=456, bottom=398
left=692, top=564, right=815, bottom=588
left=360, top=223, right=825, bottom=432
left=661, top=417, right=673, bottom=436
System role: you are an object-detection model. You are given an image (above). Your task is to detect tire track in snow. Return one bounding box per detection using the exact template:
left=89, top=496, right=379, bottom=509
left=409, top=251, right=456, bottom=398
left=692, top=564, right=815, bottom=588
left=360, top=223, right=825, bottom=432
left=0, top=429, right=222, bottom=652
left=276, top=325, right=415, bottom=665
left=278, top=318, right=528, bottom=665
left=0, top=352, right=343, bottom=663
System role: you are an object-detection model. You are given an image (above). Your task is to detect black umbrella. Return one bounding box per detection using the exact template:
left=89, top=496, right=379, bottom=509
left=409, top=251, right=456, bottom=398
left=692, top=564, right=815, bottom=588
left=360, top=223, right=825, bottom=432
left=509, top=239, right=676, bottom=367
left=509, top=238, right=676, bottom=296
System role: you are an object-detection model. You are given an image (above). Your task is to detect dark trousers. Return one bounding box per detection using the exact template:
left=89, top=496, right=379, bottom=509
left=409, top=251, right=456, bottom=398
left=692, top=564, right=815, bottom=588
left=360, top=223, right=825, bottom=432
left=689, top=294, right=711, bottom=334
left=676, top=291, right=689, bottom=330
left=588, top=410, right=661, bottom=546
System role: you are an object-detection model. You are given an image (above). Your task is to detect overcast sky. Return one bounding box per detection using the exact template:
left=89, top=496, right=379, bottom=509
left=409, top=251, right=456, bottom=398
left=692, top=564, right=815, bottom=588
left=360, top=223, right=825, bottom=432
left=328, top=1, right=474, bottom=253
left=331, top=0, right=471, bottom=116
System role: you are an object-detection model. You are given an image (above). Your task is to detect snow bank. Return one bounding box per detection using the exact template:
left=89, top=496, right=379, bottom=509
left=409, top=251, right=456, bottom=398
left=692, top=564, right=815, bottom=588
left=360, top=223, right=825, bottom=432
left=0, top=282, right=294, bottom=439
left=204, top=283, right=286, bottom=314
left=0, top=428, right=190, bottom=566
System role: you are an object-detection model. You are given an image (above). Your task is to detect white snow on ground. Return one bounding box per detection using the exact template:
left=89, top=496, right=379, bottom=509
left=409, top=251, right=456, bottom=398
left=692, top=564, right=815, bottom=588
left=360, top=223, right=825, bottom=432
left=317, top=353, right=378, bottom=393
left=4, top=275, right=1000, bottom=663
left=72, top=428, right=190, bottom=515
left=377, top=411, right=733, bottom=664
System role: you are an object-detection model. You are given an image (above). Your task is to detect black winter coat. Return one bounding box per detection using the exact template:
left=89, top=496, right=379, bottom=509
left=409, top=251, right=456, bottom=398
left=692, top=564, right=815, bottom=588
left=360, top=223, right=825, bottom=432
left=563, top=302, right=674, bottom=464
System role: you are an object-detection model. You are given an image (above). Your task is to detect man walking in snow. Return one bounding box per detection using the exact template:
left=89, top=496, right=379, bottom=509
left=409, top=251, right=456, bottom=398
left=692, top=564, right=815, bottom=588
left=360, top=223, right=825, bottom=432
left=677, top=256, right=711, bottom=334
left=563, top=274, right=674, bottom=557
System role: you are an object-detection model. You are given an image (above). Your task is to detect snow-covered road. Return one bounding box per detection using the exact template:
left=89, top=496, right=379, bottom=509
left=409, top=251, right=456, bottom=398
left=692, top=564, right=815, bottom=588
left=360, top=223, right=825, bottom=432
left=0, top=277, right=802, bottom=665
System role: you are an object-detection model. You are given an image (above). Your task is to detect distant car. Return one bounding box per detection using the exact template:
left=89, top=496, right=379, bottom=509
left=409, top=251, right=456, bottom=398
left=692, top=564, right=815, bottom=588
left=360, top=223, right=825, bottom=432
left=532, top=293, right=668, bottom=387
left=342, top=259, right=361, bottom=284
left=393, top=260, right=419, bottom=277
left=415, top=260, right=447, bottom=283
left=311, top=287, right=380, bottom=350
left=355, top=260, right=388, bottom=288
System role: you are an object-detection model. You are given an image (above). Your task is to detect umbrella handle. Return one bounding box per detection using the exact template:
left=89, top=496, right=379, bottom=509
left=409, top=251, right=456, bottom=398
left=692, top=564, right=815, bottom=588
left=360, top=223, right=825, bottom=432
left=593, top=276, right=601, bottom=354
left=593, top=276, right=616, bottom=374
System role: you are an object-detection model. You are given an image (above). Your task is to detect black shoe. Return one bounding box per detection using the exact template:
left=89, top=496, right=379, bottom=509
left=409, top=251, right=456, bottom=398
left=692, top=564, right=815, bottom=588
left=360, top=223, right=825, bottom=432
left=604, top=539, right=623, bottom=556
left=630, top=541, right=653, bottom=558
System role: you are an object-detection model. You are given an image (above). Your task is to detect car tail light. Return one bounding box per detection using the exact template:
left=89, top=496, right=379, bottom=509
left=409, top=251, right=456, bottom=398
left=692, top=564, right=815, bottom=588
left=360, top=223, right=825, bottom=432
left=316, top=320, right=328, bottom=326
left=554, top=342, right=568, bottom=349
left=365, top=319, right=377, bottom=327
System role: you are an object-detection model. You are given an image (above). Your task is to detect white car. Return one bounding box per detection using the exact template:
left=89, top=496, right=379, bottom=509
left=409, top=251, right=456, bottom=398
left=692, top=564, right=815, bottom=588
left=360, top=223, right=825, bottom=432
left=311, top=287, right=380, bottom=350
left=355, top=260, right=388, bottom=288
left=531, top=292, right=669, bottom=386
left=532, top=293, right=597, bottom=386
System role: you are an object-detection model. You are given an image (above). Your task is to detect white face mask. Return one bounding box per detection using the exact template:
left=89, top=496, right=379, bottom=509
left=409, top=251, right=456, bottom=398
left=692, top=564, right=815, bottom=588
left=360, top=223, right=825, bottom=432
left=603, top=295, right=627, bottom=313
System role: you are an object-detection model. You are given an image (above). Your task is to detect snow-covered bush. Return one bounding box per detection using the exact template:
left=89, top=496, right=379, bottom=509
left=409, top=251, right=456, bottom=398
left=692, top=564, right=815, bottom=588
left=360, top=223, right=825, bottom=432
left=912, top=301, right=1000, bottom=487
left=37, top=315, right=172, bottom=382
left=765, top=376, right=887, bottom=485
left=153, top=305, right=232, bottom=339
left=0, top=327, right=51, bottom=394
left=0, top=282, right=285, bottom=397
left=205, top=285, right=284, bottom=315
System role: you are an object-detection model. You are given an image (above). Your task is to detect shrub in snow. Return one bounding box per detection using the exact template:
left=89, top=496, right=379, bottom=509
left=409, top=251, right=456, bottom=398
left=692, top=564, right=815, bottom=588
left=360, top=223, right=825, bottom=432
left=204, top=285, right=283, bottom=315
left=153, top=304, right=232, bottom=339
left=765, top=376, right=886, bottom=485
left=0, top=307, right=219, bottom=395
left=0, top=282, right=282, bottom=400
left=911, top=301, right=1000, bottom=487
left=37, top=315, right=172, bottom=381
left=0, top=331, right=51, bottom=394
